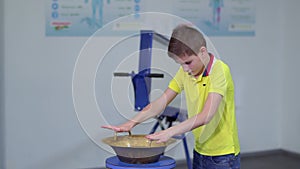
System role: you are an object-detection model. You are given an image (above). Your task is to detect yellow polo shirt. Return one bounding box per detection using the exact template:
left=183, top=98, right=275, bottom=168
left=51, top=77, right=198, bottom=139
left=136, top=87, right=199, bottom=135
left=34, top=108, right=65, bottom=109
left=168, top=55, right=240, bottom=156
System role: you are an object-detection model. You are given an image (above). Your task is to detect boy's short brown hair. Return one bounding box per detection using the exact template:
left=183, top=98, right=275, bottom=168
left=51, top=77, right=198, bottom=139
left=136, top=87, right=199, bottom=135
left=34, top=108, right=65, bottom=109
left=168, top=24, right=206, bottom=58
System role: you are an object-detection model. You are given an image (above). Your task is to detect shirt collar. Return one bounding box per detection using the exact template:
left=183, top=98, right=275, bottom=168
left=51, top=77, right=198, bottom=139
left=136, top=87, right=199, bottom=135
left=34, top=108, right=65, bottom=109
left=193, top=53, right=215, bottom=82
left=202, top=53, right=215, bottom=77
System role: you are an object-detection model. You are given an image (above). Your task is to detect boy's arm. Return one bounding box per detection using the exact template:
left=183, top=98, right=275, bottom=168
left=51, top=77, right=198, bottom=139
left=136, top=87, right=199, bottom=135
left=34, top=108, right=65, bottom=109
left=146, top=92, right=222, bottom=142
left=102, top=88, right=178, bottom=132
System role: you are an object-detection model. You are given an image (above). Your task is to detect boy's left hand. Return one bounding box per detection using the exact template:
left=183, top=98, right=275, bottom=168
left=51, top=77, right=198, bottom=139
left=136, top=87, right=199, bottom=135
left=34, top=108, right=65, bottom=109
left=146, top=129, right=172, bottom=143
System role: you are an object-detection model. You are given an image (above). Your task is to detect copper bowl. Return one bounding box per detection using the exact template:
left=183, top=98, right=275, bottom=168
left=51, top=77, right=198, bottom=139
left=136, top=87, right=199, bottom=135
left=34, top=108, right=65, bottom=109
left=102, top=132, right=176, bottom=164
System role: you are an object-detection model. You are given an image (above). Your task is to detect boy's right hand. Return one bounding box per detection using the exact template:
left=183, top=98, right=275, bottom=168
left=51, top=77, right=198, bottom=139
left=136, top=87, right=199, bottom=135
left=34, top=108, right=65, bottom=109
left=101, top=125, right=126, bottom=132
left=101, top=121, right=135, bottom=132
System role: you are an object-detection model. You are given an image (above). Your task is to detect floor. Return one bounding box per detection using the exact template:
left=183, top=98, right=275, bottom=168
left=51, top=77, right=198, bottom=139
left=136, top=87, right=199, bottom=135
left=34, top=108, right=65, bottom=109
left=175, top=150, right=300, bottom=169
left=97, top=150, right=300, bottom=169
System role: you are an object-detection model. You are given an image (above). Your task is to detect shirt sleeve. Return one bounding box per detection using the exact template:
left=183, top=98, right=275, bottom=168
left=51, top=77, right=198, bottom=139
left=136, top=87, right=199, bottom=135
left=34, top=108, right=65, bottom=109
left=168, top=67, right=184, bottom=93
left=208, top=61, right=229, bottom=96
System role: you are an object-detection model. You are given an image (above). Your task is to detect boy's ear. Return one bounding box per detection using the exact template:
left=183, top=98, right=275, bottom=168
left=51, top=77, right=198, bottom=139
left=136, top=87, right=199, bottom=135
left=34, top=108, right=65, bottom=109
left=198, top=46, right=207, bottom=56
left=199, top=46, right=207, bottom=53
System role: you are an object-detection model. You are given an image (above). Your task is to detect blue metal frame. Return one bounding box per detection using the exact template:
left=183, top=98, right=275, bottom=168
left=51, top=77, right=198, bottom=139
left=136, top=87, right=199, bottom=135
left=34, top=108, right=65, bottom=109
left=134, top=30, right=153, bottom=111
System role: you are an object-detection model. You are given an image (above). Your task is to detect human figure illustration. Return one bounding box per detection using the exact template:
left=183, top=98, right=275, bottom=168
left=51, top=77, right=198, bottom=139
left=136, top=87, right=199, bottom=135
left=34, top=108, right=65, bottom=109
left=83, top=0, right=110, bottom=28
left=209, top=0, right=224, bottom=27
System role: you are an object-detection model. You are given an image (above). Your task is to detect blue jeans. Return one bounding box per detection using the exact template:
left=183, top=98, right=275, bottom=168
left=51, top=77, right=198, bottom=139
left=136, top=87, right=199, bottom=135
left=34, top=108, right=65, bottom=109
left=193, top=150, right=240, bottom=169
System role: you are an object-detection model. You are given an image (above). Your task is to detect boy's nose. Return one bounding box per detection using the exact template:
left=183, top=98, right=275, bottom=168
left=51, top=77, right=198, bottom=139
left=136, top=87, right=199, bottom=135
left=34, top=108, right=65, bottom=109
left=182, top=64, right=190, bottom=72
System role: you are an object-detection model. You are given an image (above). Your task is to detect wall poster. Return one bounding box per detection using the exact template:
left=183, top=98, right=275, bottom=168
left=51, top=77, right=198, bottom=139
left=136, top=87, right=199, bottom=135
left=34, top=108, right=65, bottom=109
left=45, top=0, right=255, bottom=36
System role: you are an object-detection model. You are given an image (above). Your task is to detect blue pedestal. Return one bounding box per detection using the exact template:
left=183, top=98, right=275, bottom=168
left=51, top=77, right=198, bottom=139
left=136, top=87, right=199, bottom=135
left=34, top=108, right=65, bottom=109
left=106, top=156, right=176, bottom=169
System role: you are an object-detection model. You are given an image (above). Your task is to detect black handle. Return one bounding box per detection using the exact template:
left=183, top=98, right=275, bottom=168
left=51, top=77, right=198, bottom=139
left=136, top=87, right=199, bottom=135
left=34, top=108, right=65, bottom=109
left=113, top=72, right=131, bottom=77
left=114, top=72, right=164, bottom=78
left=147, top=73, right=164, bottom=78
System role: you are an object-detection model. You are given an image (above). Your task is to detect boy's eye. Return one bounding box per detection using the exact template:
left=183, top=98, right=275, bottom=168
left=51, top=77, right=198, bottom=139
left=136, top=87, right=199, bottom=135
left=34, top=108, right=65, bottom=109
left=185, top=61, right=192, bottom=65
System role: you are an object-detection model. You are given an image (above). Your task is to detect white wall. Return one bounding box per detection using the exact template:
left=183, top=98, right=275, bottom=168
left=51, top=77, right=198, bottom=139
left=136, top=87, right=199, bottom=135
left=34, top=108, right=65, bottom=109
left=281, top=0, right=300, bottom=154
left=0, top=0, right=5, bottom=168
left=4, top=1, right=110, bottom=168
left=2, top=0, right=300, bottom=169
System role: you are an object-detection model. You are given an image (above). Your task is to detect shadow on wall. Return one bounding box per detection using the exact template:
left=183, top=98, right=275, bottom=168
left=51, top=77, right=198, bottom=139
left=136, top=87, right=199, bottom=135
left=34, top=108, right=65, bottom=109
left=1, top=0, right=6, bottom=167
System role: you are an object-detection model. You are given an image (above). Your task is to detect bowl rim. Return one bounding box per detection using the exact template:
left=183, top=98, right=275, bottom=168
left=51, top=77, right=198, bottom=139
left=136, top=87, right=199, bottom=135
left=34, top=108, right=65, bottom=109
left=102, top=134, right=176, bottom=148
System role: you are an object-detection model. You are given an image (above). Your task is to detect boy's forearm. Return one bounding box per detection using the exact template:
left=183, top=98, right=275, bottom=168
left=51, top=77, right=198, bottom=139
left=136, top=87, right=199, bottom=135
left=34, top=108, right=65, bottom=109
left=168, top=93, right=222, bottom=137
left=130, top=97, right=167, bottom=126
left=168, top=114, right=204, bottom=136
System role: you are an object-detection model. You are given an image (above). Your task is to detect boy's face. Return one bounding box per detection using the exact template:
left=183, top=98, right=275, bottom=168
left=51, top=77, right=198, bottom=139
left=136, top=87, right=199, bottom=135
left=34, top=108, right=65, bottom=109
left=174, top=53, right=205, bottom=78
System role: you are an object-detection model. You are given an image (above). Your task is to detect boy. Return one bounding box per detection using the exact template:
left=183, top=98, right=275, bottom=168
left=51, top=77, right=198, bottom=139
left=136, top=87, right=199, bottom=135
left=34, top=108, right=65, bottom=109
left=103, top=24, right=240, bottom=169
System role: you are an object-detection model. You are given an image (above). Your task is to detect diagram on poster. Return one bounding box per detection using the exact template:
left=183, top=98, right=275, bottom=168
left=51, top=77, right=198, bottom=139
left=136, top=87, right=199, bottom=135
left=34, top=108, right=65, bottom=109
left=45, top=0, right=255, bottom=36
